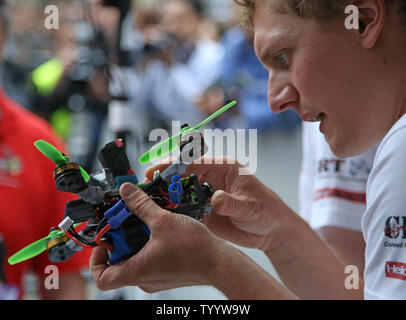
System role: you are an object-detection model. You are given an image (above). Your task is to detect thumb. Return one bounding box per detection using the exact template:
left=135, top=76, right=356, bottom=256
left=119, top=183, right=166, bottom=231
left=211, top=190, right=256, bottom=220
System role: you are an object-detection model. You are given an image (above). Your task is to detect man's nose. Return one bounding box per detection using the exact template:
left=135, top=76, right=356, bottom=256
left=268, top=80, right=299, bottom=113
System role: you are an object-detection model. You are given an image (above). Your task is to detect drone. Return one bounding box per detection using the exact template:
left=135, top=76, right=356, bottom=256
left=8, top=101, right=237, bottom=266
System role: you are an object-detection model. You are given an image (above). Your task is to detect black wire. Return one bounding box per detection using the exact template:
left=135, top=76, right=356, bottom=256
left=67, top=216, right=110, bottom=247
left=96, top=216, right=108, bottom=234
left=68, top=226, right=98, bottom=247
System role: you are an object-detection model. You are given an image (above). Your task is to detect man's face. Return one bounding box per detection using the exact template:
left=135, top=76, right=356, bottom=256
left=253, top=0, right=396, bottom=157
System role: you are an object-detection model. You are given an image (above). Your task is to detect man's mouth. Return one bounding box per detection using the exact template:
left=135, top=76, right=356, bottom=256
left=301, top=112, right=325, bottom=122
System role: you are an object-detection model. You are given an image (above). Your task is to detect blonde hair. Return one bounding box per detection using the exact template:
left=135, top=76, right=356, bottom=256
left=234, top=0, right=404, bottom=29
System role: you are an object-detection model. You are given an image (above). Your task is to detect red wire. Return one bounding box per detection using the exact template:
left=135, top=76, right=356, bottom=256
left=165, top=203, right=177, bottom=210
left=65, top=231, right=94, bottom=249
left=95, top=224, right=114, bottom=252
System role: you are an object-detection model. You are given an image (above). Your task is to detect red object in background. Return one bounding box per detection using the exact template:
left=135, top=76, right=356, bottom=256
left=0, top=88, right=91, bottom=298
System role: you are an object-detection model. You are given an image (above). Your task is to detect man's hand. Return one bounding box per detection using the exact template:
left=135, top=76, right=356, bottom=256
left=90, top=183, right=230, bottom=293
left=196, top=86, right=227, bottom=117
left=145, top=157, right=291, bottom=252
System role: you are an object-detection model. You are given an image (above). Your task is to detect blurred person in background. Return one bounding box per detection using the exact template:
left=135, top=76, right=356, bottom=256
left=197, top=2, right=300, bottom=132
left=101, top=0, right=228, bottom=201
left=115, top=0, right=229, bottom=300
left=130, top=0, right=225, bottom=127
left=26, top=0, right=113, bottom=172
left=0, top=0, right=49, bottom=108
left=198, top=27, right=301, bottom=131
left=0, top=1, right=91, bottom=299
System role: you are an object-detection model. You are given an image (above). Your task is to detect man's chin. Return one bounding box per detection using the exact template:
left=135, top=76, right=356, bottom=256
left=325, top=136, right=358, bottom=158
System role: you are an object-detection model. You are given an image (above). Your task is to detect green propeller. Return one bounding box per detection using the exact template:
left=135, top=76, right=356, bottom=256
left=34, top=140, right=90, bottom=182
left=8, top=229, right=65, bottom=265
left=138, top=100, right=237, bottom=164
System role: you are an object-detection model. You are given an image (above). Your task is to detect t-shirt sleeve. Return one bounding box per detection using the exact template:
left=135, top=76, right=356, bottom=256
left=363, top=126, right=406, bottom=300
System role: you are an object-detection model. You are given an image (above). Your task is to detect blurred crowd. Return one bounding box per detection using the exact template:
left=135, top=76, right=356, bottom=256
left=1, top=0, right=301, bottom=174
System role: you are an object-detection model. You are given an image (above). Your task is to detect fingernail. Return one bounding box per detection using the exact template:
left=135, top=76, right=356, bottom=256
left=213, top=190, right=226, bottom=206
left=120, top=183, right=138, bottom=200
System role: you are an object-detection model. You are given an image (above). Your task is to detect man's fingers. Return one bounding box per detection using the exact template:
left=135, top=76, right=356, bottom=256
left=145, top=156, right=222, bottom=180
left=211, top=190, right=256, bottom=220
left=89, top=246, right=109, bottom=270
left=145, top=157, right=174, bottom=180
left=89, top=247, right=113, bottom=290
left=90, top=247, right=134, bottom=291
left=119, top=182, right=167, bottom=231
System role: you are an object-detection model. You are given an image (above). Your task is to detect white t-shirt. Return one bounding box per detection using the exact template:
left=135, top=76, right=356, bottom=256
left=362, top=114, right=406, bottom=300
left=299, top=122, right=377, bottom=231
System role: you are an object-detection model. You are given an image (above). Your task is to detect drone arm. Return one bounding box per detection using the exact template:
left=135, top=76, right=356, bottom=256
left=77, top=185, right=105, bottom=205
left=160, top=162, right=188, bottom=183
left=60, top=200, right=98, bottom=231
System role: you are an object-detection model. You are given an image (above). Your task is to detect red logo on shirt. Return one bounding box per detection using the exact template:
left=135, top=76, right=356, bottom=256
left=386, top=261, right=406, bottom=281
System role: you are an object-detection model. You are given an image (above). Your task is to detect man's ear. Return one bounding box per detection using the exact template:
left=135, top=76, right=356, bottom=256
left=351, top=0, right=387, bottom=48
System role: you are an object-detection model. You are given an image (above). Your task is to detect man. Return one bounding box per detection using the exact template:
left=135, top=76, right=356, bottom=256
left=90, top=0, right=406, bottom=299
left=0, top=3, right=91, bottom=299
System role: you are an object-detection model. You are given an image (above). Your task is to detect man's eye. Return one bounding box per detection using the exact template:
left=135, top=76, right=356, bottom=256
left=276, top=52, right=288, bottom=66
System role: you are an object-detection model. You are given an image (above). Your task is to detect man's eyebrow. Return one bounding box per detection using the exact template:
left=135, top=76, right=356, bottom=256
left=256, top=34, right=284, bottom=63
left=256, top=24, right=295, bottom=61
